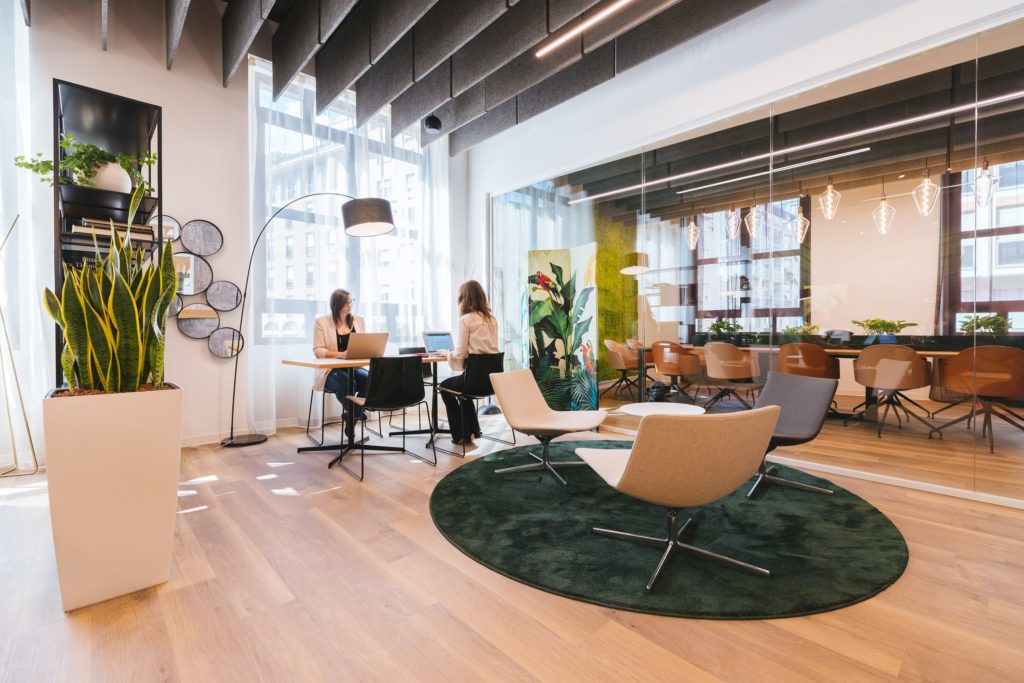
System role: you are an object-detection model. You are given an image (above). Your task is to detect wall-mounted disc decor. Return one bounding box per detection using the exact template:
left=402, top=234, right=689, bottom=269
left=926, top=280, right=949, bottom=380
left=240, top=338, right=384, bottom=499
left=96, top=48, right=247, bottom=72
left=177, top=303, right=220, bottom=339
left=180, top=219, right=223, bottom=256
left=174, top=253, right=213, bottom=296
left=206, top=280, right=242, bottom=312
left=168, top=295, right=184, bottom=317
left=208, top=327, right=244, bottom=358
left=148, top=214, right=181, bottom=241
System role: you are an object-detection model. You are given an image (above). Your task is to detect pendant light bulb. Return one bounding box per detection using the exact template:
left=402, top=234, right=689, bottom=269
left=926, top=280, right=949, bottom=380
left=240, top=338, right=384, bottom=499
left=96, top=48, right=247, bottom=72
left=974, top=159, right=998, bottom=207
left=791, top=205, right=810, bottom=243
left=744, top=204, right=763, bottom=238
left=912, top=168, right=940, bottom=216
left=727, top=208, right=741, bottom=240
left=818, top=176, right=841, bottom=220
left=872, top=194, right=896, bottom=235
left=686, top=216, right=700, bottom=251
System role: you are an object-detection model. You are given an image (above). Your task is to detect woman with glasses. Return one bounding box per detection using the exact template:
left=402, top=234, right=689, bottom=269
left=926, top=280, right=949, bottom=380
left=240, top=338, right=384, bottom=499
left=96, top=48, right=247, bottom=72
left=313, top=289, right=369, bottom=440
left=437, top=280, right=500, bottom=446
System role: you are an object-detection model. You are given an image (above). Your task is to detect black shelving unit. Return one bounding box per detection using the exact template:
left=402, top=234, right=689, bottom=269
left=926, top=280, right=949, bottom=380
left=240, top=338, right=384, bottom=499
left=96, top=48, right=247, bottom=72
left=52, top=80, right=163, bottom=384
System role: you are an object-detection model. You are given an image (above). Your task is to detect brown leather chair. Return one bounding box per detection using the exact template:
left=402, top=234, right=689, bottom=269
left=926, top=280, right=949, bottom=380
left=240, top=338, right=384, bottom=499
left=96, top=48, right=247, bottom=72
left=852, top=344, right=932, bottom=437
left=703, top=342, right=763, bottom=410
left=650, top=341, right=702, bottom=402
left=600, top=340, right=651, bottom=401
left=777, top=343, right=840, bottom=380
left=929, top=346, right=1024, bottom=453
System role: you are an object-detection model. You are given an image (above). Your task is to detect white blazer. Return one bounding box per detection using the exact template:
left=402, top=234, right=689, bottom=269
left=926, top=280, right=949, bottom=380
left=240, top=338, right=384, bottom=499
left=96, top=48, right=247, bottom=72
left=448, top=312, right=500, bottom=372
left=312, top=313, right=365, bottom=391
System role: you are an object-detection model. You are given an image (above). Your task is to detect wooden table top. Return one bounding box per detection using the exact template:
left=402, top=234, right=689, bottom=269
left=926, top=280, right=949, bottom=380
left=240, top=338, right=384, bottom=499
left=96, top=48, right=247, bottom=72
left=663, top=344, right=962, bottom=359
left=282, top=355, right=447, bottom=370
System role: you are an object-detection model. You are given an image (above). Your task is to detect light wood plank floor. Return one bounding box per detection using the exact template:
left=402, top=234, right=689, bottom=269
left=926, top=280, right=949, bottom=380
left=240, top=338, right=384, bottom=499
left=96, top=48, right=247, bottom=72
left=2, top=416, right=1023, bottom=682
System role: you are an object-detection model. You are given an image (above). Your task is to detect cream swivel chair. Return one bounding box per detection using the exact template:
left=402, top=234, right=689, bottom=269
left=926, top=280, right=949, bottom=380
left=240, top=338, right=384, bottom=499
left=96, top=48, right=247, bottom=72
left=852, top=344, right=932, bottom=437
left=490, top=369, right=607, bottom=486
left=703, top=342, right=763, bottom=410
left=575, top=407, right=781, bottom=591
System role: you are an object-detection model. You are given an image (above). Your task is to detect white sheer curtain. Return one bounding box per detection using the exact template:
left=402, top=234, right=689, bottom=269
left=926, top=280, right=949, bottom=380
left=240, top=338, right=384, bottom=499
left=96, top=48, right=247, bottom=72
left=246, top=57, right=452, bottom=431
left=0, top=0, right=48, bottom=470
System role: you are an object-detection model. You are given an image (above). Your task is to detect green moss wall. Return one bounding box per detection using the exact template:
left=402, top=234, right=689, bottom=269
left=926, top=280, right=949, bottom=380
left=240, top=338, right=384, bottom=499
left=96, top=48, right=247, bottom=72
left=595, top=213, right=638, bottom=381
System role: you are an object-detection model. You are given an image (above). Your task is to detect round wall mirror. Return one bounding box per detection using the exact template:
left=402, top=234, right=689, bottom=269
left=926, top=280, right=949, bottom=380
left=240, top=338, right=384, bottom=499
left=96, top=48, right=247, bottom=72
left=209, top=327, right=244, bottom=358
left=206, top=281, right=242, bottom=311
left=148, top=214, right=181, bottom=241
left=175, top=253, right=213, bottom=295
left=177, top=304, right=220, bottom=339
left=180, top=219, right=223, bottom=256
left=168, top=295, right=183, bottom=318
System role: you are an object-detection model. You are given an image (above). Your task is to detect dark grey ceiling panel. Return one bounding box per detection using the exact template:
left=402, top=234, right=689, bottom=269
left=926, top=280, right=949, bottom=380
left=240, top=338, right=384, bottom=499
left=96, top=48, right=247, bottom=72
left=20, top=0, right=29, bottom=26
left=615, top=0, right=769, bottom=72
left=450, top=0, right=547, bottom=97
left=320, top=0, right=359, bottom=40
left=414, top=0, right=507, bottom=80
left=355, top=34, right=415, bottom=127
left=449, top=98, right=517, bottom=156
left=166, top=0, right=192, bottom=69
left=484, top=36, right=582, bottom=111
left=223, top=0, right=267, bottom=86
left=391, top=60, right=452, bottom=134
left=548, top=0, right=602, bottom=31
left=428, top=82, right=486, bottom=137
left=517, top=41, right=615, bottom=122
left=582, top=0, right=681, bottom=53
left=370, top=0, right=439, bottom=60
left=315, top=0, right=371, bottom=113
left=272, top=0, right=321, bottom=99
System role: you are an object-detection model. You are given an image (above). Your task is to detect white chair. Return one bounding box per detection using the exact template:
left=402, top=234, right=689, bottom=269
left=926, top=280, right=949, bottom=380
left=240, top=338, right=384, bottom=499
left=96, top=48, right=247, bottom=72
left=490, top=369, right=607, bottom=486
left=575, top=406, right=780, bottom=590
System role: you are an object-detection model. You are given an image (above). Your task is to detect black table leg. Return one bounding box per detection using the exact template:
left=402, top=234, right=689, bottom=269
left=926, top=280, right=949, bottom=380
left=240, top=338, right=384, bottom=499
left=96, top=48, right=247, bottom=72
left=388, top=360, right=450, bottom=443
left=637, top=347, right=647, bottom=403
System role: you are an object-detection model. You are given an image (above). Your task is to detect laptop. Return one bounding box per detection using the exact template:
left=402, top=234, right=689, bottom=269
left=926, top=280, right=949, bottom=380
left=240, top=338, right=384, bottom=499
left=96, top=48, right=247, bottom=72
left=422, top=331, right=454, bottom=354
left=344, top=332, right=389, bottom=359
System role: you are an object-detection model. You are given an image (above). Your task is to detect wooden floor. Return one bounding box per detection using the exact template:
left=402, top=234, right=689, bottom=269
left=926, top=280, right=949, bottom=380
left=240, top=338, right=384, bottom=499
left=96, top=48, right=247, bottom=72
left=2, top=415, right=1024, bottom=682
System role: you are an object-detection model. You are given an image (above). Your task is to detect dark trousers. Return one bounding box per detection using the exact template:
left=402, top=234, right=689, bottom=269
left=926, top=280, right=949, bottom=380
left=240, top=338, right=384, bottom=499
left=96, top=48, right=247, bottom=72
left=440, top=373, right=480, bottom=442
left=325, top=367, right=369, bottom=422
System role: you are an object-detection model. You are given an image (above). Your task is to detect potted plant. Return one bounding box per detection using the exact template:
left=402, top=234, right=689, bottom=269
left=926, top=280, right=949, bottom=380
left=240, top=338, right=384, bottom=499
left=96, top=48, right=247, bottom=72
left=851, top=318, right=917, bottom=343
left=15, top=133, right=157, bottom=194
left=781, top=322, right=821, bottom=341
left=41, top=188, right=180, bottom=611
left=708, top=319, right=742, bottom=340
left=959, top=314, right=1012, bottom=337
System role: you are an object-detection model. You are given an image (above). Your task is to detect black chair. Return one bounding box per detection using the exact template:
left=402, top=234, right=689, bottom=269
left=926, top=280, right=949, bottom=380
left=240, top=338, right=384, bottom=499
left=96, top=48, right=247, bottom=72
left=305, top=386, right=345, bottom=446
left=747, top=371, right=838, bottom=498
left=342, top=356, right=436, bottom=481
left=390, top=346, right=432, bottom=430
left=435, top=352, right=514, bottom=458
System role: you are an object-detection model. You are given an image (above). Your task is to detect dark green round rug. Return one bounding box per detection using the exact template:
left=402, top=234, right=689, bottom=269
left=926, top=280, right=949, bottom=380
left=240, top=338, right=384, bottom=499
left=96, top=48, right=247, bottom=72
left=429, top=440, right=909, bottom=619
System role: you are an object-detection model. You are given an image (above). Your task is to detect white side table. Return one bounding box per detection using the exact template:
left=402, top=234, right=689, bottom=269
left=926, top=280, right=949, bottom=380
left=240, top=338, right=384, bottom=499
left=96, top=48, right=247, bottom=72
left=618, top=403, right=705, bottom=417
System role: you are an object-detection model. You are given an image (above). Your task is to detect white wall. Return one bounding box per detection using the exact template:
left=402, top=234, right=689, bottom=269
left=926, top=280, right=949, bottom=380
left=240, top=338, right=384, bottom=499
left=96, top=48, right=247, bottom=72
left=460, top=0, right=1024, bottom=279
left=28, top=0, right=265, bottom=446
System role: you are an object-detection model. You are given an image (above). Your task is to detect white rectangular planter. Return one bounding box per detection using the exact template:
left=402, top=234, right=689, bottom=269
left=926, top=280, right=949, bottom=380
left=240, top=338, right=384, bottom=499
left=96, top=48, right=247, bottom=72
left=43, top=386, right=183, bottom=612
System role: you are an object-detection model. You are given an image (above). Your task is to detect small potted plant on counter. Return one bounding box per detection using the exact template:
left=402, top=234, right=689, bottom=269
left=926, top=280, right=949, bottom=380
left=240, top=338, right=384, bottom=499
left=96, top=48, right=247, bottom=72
left=15, top=133, right=156, bottom=194
left=959, top=314, right=1012, bottom=337
left=851, top=318, right=917, bottom=343
left=708, top=318, right=743, bottom=341
left=780, top=322, right=821, bottom=343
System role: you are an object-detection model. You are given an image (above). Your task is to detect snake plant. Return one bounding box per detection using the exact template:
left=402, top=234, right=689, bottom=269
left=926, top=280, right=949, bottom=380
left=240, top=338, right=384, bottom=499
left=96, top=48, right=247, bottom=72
left=43, top=187, right=177, bottom=393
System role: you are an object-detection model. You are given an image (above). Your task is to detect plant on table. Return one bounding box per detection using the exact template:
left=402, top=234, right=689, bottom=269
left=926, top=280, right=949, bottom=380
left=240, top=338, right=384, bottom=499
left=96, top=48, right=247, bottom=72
left=781, top=322, right=821, bottom=336
left=851, top=319, right=917, bottom=335
left=15, top=133, right=157, bottom=195
left=708, top=319, right=743, bottom=337
left=959, top=314, right=1012, bottom=336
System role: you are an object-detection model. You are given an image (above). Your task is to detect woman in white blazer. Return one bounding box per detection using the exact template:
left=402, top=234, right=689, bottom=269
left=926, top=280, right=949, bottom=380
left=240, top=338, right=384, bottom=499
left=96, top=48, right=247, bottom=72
left=438, top=280, right=500, bottom=445
left=313, top=289, right=368, bottom=438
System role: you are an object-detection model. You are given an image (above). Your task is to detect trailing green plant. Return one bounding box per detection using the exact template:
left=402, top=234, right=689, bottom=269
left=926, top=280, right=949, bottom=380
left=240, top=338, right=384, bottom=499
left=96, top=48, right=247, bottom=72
left=15, top=134, right=157, bottom=195
left=42, top=186, right=177, bottom=393
left=781, top=322, right=821, bottom=336
left=959, top=314, right=1011, bottom=336
left=851, top=319, right=917, bottom=335
left=708, top=319, right=742, bottom=336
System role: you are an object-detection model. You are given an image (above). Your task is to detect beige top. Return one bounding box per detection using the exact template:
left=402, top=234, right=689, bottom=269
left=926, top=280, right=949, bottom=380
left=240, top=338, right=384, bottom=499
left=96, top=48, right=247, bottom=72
left=449, top=312, right=499, bottom=371
left=311, top=314, right=366, bottom=391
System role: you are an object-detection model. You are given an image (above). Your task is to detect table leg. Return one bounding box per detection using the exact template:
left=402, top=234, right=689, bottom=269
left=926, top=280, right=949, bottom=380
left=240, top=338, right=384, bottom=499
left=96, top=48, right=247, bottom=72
left=388, top=361, right=451, bottom=443
left=637, top=348, right=647, bottom=403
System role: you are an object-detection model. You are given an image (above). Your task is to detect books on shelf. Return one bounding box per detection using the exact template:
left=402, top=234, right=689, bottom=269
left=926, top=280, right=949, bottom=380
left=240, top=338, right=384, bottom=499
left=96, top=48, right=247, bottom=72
left=81, top=218, right=155, bottom=232
left=70, top=224, right=154, bottom=242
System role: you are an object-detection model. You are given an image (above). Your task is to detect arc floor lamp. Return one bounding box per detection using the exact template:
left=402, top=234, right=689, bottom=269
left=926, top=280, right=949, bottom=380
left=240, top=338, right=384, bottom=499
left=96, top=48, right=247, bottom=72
left=221, top=192, right=395, bottom=447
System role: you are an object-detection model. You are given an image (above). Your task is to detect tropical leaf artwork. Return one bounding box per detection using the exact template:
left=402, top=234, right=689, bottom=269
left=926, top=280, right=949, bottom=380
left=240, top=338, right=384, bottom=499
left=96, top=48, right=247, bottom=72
left=528, top=246, right=598, bottom=410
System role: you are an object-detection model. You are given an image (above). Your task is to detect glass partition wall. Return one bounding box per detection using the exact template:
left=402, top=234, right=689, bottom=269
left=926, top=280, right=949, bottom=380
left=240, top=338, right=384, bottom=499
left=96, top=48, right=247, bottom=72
left=490, top=24, right=1024, bottom=505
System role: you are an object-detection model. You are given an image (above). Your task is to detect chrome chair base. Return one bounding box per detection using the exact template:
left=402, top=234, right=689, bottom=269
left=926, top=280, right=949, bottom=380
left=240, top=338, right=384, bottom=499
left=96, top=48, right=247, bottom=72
left=494, top=437, right=587, bottom=486
left=747, top=464, right=833, bottom=498
left=593, top=510, right=770, bottom=591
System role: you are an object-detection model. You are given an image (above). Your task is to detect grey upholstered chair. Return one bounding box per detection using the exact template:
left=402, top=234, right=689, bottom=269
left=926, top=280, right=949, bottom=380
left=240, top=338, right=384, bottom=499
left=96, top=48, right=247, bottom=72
left=748, top=371, right=838, bottom=498
left=575, top=407, right=780, bottom=591
left=490, top=369, right=607, bottom=486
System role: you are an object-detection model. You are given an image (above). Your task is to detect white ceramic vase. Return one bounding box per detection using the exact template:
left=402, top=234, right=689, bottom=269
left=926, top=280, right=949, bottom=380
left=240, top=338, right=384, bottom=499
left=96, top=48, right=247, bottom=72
left=43, top=385, right=183, bottom=611
left=90, top=161, right=132, bottom=193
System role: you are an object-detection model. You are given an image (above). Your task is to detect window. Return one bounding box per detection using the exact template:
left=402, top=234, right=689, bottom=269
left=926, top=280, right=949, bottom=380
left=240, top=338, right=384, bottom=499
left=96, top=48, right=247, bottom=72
left=285, top=266, right=294, bottom=289
left=327, top=230, right=336, bottom=245
left=997, top=238, right=1024, bottom=267
left=306, top=263, right=314, bottom=288
left=305, top=231, right=315, bottom=257
left=285, top=235, right=294, bottom=259
left=962, top=243, right=975, bottom=268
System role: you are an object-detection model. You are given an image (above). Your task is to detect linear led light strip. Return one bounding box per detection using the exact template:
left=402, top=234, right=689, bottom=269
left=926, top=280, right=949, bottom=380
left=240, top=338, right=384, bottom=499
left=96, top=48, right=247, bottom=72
left=568, top=88, right=1024, bottom=205
left=676, top=147, right=871, bottom=195
left=535, top=0, right=635, bottom=58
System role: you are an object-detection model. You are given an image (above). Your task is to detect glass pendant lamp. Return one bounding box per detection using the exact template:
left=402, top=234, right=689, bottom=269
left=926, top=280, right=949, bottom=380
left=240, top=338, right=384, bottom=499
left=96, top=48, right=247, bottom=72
left=973, top=158, right=999, bottom=207
left=686, top=215, right=700, bottom=251
left=744, top=193, right=763, bottom=238
left=872, top=176, right=896, bottom=235
left=912, top=162, right=940, bottom=217
left=818, top=176, right=841, bottom=220
left=791, top=204, right=810, bottom=243
left=727, top=208, right=741, bottom=239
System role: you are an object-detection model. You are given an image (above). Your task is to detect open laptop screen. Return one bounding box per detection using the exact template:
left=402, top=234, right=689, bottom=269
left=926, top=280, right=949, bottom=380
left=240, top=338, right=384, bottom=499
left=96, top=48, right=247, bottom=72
left=422, top=332, right=454, bottom=354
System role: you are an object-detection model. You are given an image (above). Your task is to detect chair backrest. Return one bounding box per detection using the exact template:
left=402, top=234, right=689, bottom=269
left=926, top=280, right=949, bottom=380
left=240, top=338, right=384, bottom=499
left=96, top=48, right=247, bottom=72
left=853, top=344, right=930, bottom=390
left=942, top=345, right=1024, bottom=398
left=399, top=346, right=432, bottom=379
left=490, top=368, right=555, bottom=430
left=603, top=340, right=632, bottom=371
left=755, top=371, right=838, bottom=446
left=362, top=356, right=426, bottom=410
left=651, top=341, right=701, bottom=376
left=462, top=352, right=505, bottom=398
left=617, top=407, right=781, bottom=508
left=704, top=342, right=756, bottom=380
left=777, top=343, right=840, bottom=380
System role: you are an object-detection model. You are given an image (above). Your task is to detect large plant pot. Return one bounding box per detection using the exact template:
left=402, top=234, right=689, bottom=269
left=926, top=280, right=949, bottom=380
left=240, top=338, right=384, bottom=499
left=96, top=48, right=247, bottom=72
left=90, top=161, right=132, bottom=193
left=43, top=385, right=183, bottom=611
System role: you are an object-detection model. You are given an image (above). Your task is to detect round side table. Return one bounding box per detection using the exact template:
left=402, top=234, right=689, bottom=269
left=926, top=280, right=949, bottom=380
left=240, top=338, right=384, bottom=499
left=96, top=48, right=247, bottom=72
left=618, top=402, right=705, bottom=417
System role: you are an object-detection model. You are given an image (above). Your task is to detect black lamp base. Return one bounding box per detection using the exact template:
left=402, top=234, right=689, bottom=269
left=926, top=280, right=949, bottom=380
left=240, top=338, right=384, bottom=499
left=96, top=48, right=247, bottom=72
left=221, top=433, right=269, bottom=448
